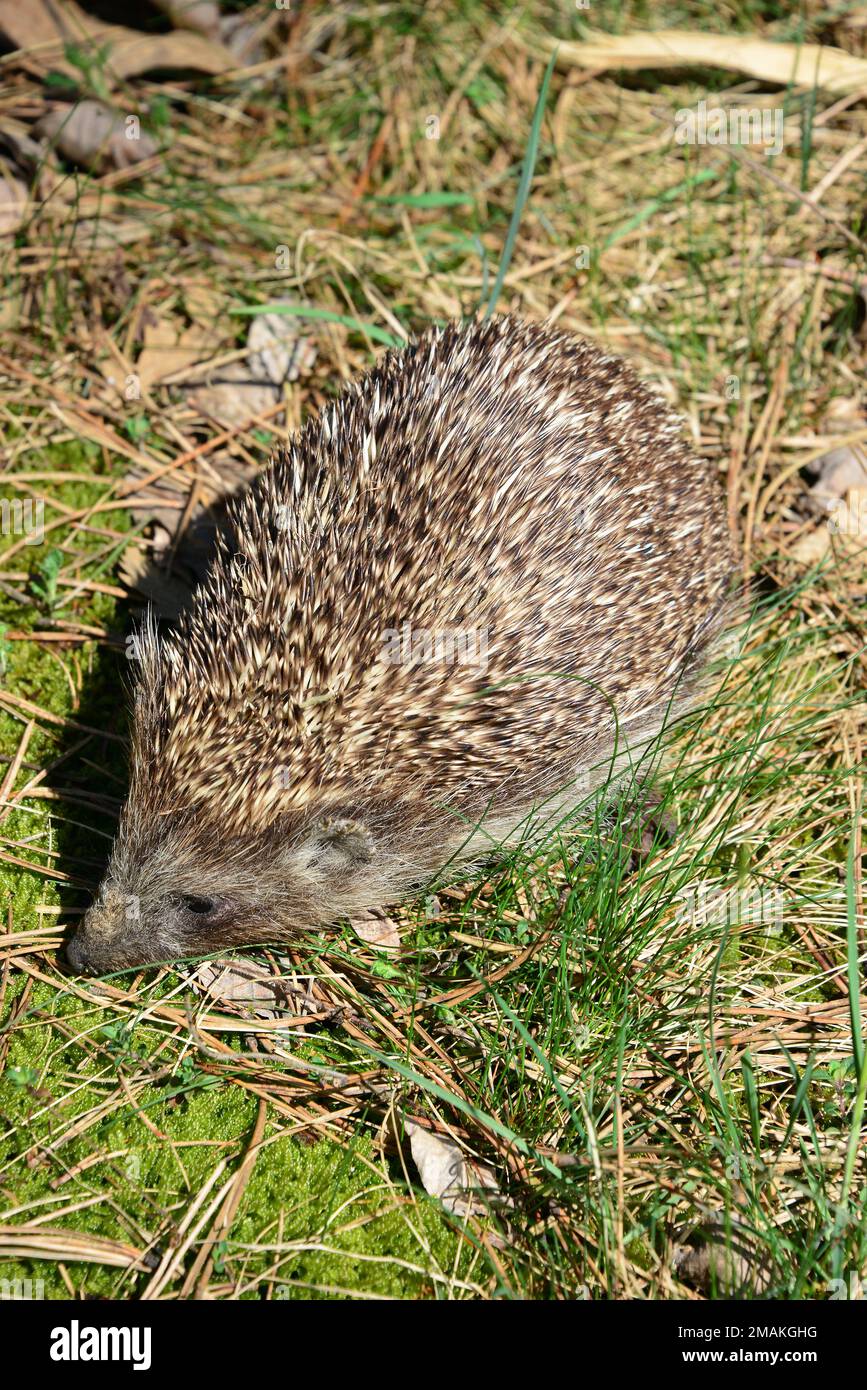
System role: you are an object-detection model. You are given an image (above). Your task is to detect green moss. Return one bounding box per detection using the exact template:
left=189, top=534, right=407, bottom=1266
left=0, top=975, right=466, bottom=1299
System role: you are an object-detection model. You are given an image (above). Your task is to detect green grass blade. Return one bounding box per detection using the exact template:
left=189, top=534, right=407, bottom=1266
left=482, top=47, right=557, bottom=318
left=231, top=303, right=406, bottom=348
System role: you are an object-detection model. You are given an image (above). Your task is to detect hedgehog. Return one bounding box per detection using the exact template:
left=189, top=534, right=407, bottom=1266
left=65, top=315, right=734, bottom=975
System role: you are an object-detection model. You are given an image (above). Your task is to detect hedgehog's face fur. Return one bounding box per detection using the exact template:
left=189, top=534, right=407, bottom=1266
left=66, top=809, right=383, bottom=975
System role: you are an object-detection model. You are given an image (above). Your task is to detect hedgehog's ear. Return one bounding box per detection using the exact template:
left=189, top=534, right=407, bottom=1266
left=311, top=817, right=374, bottom=867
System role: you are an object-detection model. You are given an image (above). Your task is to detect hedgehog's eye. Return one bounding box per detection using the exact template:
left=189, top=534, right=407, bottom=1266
left=181, top=895, right=217, bottom=916
left=171, top=894, right=232, bottom=923
left=170, top=895, right=237, bottom=928
left=169, top=894, right=236, bottom=931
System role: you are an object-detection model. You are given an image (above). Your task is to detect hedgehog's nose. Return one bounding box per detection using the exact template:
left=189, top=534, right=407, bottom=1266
left=64, top=931, right=99, bottom=976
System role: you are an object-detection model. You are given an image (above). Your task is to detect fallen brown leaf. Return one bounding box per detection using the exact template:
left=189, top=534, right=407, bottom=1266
left=104, top=27, right=237, bottom=80
left=0, top=0, right=236, bottom=82
left=36, top=102, right=158, bottom=173
left=187, top=360, right=280, bottom=429
left=349, top=908, right=402, bottom=952
left=674, top=1216, right=772, bottom=1295
left=792, top=487, right=867, bottom=563
left=0, top=175, right=27, bottom=236
left=192, top=959, right=292, bottom=1019
left=406, top=1120, right=500, bottom=1217
left=136, top=316, right=215, bottom=391
left=247, top=309, right=318, bottom=386
left=806, top=400, right=867, bottom=510
left=546, top=30, right=867, bottom=95
left=153, top=0, right=221, bottom=40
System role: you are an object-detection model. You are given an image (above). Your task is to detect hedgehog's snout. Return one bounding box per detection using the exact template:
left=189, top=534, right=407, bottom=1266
left=66, top=884, right=241, bottom=976
left=65, top=886, right=146, bottom=976
left=64, top=929, right=100, bottom=977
